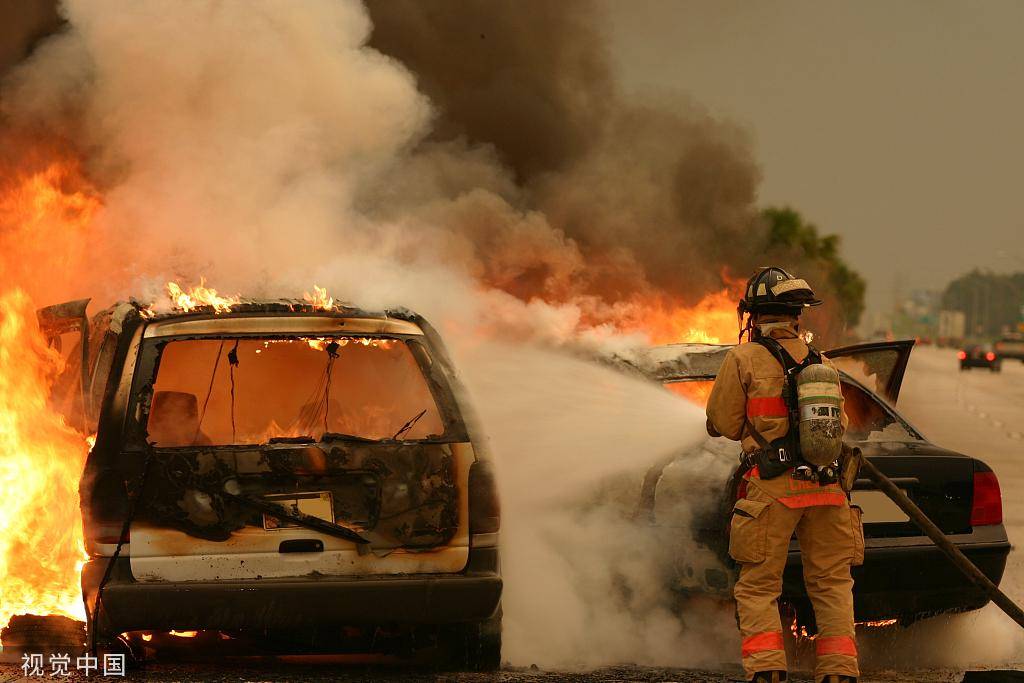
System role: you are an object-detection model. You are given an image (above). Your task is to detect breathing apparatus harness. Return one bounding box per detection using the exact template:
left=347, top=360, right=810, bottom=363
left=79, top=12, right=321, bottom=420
left=743, top=336, right=840, bottom=485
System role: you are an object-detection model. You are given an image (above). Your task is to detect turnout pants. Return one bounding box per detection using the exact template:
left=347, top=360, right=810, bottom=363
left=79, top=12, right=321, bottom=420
left=729, top=482, right=863, bottom=680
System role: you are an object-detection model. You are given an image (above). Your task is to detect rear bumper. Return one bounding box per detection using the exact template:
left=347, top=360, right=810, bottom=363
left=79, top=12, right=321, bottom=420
left=83, top=550, right=502, bottom=633
left=782, top=528, right=1010, bottom=622
left=961, top=359, right=998, bottom=367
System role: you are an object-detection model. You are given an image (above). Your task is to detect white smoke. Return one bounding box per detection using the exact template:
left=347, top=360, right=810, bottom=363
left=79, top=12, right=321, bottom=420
left=1, top=0, right=744, bottom=668
left=456, top=342, right=738, bottom=667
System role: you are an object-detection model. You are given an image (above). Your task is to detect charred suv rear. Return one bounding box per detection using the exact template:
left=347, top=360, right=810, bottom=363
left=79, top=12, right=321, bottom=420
left=45, top=300, right=501, bottom=668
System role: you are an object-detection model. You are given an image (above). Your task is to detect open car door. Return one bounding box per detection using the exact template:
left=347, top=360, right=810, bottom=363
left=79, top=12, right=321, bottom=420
left=825, top=339, right=916, bottom=404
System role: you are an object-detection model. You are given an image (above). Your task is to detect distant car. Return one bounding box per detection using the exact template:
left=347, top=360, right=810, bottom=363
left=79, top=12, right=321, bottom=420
left=959, top=344, right=1001, bottom=372
left=39, top=298, right=501, bottom=668
left=994, top=336, right=1024, bottom=363
left=615, top=339, right=1009, bottom=629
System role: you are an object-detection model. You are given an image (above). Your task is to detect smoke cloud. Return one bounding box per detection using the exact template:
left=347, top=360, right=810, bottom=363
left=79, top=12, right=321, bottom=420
left=365, top=0, right=765, bottom=304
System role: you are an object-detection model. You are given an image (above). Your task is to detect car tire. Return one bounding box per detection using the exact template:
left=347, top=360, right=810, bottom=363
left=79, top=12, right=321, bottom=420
left=437, top=607, right=502, bottom=672
left=992, top=364, right=1001, bottom=373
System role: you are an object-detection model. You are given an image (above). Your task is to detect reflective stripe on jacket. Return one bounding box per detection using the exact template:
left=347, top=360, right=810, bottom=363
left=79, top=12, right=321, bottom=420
left=706, top=320, right=849, bottom=507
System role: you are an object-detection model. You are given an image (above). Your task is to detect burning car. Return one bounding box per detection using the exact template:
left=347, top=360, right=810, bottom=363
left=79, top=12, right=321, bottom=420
left=619, top=340, right=1010, bottom=628
left=39, top=296, right=501, bottom=668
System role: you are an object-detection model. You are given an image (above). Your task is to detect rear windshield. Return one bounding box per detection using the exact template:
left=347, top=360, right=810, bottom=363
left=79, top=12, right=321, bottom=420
left=147, top=336, right=444, bottom=446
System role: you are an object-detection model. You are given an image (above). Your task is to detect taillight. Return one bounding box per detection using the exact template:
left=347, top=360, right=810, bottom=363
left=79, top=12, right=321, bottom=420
left=986, top=352, right=996, bottom=362
left=957, top=351, right=967, bottom=360
left=971, top=469, right=1002, bottom=527
left=469, top=460, right=500, bottom=536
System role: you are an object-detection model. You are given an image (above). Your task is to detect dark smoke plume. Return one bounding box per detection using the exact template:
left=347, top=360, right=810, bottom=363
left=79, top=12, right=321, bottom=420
left=366, top=0, right=765, bottom=304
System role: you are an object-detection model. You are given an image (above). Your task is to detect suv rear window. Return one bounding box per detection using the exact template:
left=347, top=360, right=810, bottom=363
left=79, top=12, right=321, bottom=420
left=147, top=336, right=443, bottom=446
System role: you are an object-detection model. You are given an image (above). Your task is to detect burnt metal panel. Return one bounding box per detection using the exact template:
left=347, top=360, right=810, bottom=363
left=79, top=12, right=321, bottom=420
left=136, top=442, right=460, bottom=549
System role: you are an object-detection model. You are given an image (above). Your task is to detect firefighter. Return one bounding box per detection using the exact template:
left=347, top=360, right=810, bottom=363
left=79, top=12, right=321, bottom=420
left=706, top=267, right=862, bottom=683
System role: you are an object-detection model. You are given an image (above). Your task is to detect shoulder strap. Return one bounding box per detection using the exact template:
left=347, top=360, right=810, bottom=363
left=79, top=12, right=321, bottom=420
left=754, top=336, right=803, bottom=459
left=755, top=336, right=800, bottom=374
left=757, top=336, right=823, bottom=372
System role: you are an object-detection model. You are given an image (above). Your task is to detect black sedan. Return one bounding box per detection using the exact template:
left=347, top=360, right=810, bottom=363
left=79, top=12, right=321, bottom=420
left=619, top=339, right=1010, bottom=628
left=960, top=344, right=1002, bottom=372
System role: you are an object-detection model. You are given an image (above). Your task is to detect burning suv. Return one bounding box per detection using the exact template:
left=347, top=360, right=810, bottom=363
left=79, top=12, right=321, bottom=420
left=619, top=340, right=1010, bottom=628
left=40, top=298, right=501, bottom=668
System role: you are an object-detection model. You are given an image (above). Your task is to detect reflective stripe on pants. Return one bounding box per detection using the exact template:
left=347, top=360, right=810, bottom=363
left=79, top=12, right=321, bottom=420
left=741, top=630, right=785, bottom=659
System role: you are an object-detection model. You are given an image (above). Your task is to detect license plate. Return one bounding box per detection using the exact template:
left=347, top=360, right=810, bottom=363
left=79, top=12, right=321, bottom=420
left=852, top=489, right=910, bottom=524
left=262, top=491, right=334, bottom=530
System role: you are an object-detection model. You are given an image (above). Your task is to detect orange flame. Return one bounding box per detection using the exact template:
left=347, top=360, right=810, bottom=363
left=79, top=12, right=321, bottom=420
left=0, top=145, right=99, bottom=630
left=166, top=279, right=241, bottom=313
left=615, top=279, right=745, bottom=346
left=0, top=290, right=89, bottom=629
left=0, top=153, right=102, bottom=306
left=303, top=284, right=334, bottom=310
left=664, top=381, right=714, bottom=406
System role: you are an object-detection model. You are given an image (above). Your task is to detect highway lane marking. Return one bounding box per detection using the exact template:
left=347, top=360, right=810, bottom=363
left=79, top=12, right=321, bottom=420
left=954, top=373, right=1024, bottom=444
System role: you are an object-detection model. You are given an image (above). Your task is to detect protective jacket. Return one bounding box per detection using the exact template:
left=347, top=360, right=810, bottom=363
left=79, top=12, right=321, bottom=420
left=706, top=317, right=861, bottom=681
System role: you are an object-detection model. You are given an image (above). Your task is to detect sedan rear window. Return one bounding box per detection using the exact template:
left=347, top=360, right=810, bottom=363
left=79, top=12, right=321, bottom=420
left=147, top=337, right=444, bottom=446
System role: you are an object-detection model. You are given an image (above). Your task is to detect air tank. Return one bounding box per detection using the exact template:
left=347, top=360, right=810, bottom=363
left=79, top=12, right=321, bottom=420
left=796, top=363, right=844, bottom=466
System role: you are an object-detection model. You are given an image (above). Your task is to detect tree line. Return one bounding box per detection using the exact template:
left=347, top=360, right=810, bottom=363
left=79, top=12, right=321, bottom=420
left=942, top=270, right=1024, bottom=338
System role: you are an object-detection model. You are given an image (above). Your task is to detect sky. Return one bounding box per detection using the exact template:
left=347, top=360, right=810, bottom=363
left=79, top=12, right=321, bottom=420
left=602, top=0, right=1024, bottom=316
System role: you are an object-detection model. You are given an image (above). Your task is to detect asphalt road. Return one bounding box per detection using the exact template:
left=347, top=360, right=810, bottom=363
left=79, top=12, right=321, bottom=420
left=2, top=345, right=1023, bottom=682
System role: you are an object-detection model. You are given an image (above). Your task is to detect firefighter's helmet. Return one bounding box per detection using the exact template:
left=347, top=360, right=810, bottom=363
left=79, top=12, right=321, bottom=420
left=738, top=266, right=822, bottom=317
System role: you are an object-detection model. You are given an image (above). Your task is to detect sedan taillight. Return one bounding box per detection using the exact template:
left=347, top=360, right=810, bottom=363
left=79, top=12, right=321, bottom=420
left=971, top=469, right=1003, bottom=527
left=957, top=351, right=967, bottom=360
left=986, top=352, right=996, bottom=362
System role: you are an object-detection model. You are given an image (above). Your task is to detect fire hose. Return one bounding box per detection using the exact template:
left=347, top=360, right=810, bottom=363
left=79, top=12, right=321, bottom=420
left=853, top=450, right=1024, bottom=630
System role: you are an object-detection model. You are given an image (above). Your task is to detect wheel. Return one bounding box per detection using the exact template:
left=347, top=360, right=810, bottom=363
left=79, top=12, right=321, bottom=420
left=960, top=364, right=968, bottom=371
left=992, top=364, right=1001, bottom=373
left=436, top=608, right=502, bottom=671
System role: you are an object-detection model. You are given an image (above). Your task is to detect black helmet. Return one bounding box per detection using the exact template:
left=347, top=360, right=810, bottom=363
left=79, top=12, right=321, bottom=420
left=738, top=266, right=822, bottom=316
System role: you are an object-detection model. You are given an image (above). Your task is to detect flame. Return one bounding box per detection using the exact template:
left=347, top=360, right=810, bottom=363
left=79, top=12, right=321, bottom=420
left=0, top=155, right=102, bottom=305
left=166, top=279, right=241, bottom=313
left=303, top=285, right=334, bottom=310
left=664, top=381, right=714, bottom=406
left=626, top=285, right=742, bottom=345
left=0, top=290, right=90, bottom=629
